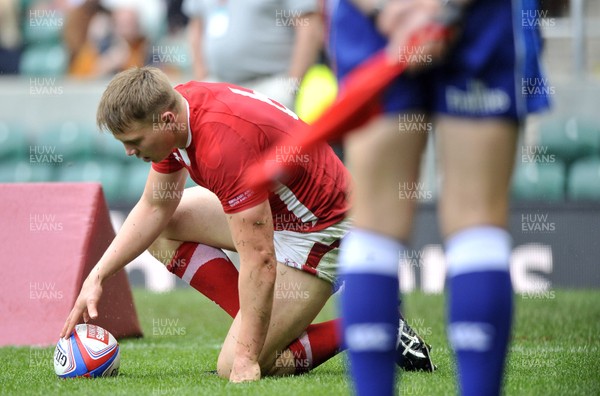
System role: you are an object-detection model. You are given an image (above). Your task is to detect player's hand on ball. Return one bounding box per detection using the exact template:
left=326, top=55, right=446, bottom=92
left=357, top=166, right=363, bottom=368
left=60, top=275, right=103, bottom=339
left=230, top=357, right=261, bottom=383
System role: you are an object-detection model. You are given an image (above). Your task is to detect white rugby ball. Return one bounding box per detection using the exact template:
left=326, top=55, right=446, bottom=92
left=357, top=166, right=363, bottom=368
left=54, top=324, right=120, bottom=378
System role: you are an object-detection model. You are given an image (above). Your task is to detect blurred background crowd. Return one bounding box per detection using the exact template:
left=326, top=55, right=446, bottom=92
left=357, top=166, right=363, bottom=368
left=1, top=0, right=184, bottom=77
left=0, top=0, right=335, bottom=109
left=0, top=0, right=600, bottom=208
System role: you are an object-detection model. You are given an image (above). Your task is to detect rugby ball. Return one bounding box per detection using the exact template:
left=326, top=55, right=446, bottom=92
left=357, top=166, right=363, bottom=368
left=54, top=324, right=120, bottom=378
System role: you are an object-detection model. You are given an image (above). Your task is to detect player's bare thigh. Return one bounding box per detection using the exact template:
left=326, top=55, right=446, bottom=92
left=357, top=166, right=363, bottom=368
left=216, top=262, right=332, bottom=378
left=149, top=186, right=235, bottom=264
left=436, top=115, right=518, bottom=237
left=344, top=113, right=428, bottom=240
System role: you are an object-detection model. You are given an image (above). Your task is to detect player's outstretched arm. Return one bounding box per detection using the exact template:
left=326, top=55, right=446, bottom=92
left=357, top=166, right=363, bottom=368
left=226, top=200, right=277, bottom=382
left=60, top=167, right=187, bottom=339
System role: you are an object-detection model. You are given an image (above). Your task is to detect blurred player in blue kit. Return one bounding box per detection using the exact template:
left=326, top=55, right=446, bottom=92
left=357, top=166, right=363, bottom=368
left=329, top=0, right=550, bottom=394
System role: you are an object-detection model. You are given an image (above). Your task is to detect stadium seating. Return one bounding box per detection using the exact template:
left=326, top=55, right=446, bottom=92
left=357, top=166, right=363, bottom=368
left=0, top=122, right=29, bottom=160
left=538, top=117, right=600, bottom=164
left=0, top=160, right=55, bottom=183
left=511, top=116, right=600, bottom=202
left=22, top=9, right=64, bottom=45
left=20, top=44, right=68, bottom=76
left=0, top=123, right=57, bottom=183
left=35, top=122, right=97, bottom=161
left=96, top=132, right=131, bottom=164
left=121, top=162, right=151, bottom=204
left=567, top=156, right=600, bottom=201
left=511, top=160, right=567, bottom=201
left=4, top=115, right=600, bottom=204
left=20, top=1, right=67, bottom=76
left=56, top=160, right=123, bottom=204
left=0, top=118, right=199, bottom=206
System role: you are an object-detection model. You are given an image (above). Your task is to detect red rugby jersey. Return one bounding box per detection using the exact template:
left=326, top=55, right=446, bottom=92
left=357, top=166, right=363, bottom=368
left=152, top=82, right=349, bottom=232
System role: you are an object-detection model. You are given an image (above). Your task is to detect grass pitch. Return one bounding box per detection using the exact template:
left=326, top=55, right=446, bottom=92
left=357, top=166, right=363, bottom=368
left=1, top=289, right=599, bottom=395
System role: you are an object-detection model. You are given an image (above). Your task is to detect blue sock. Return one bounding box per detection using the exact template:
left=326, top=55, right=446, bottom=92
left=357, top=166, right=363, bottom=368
left=339, top=228, right=402, bottom=396
left=446, top=226, right=514, bottom=396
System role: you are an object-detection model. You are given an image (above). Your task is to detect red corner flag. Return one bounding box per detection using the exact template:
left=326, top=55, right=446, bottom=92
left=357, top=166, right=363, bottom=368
left=245, top=24, right=450, bottom=191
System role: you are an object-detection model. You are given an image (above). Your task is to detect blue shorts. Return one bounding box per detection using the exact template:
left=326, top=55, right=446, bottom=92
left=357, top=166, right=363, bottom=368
left=328, top=0, right=551, bottom=120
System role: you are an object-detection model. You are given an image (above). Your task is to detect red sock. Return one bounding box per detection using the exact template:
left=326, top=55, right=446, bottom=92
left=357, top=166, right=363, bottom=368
left=167, top=243, right=341, bottom=372
left=287, top=319, right=342, bottom=374
left=166, top=242, right=240, bottom=317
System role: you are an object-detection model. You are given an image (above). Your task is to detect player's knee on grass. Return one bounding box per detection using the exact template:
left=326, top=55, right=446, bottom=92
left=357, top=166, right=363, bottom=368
left=216, top=313, right=240, bottom=379
left=215, top=314, right=306, bottom=379
left=215, top=353, right=285, bottom=379
left=216, top=358, right=231, bottom=379
left=262, top=348, right=297, bottom=377
left=216, top=348, right=295, bottom=378
left=216, top=263, right=334, bottom=379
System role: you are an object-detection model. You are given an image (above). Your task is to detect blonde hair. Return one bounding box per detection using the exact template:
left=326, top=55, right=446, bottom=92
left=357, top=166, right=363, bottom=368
left=97, top=66, right=180, bottom=134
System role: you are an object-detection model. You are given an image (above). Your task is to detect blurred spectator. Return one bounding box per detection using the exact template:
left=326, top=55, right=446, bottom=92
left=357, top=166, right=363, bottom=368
left=148, top=0, right=191, bottom=78
left=101, top=0, right=165, bottom=42
left=183, top=0, right=323, bottom=109
left=165, top=0, right=189, bottom=35
left=67, top=0, right=165, bottom=78
left=69, top=6, right=146, bottom=77
left=0, top=0, right=22, bottom=74
left=63, top=0, right=101, bottom=66
left=539, top=0, right=570, bottom=17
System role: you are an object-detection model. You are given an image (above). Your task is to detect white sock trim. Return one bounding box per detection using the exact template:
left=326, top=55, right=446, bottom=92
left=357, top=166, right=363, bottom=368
left=298, top=331, right=312, bottom=368
left=445, top=226, right=512, bottom=277
left=182, top=244, right=228, bottom=284
left=339, top=228, right=403, bottom=277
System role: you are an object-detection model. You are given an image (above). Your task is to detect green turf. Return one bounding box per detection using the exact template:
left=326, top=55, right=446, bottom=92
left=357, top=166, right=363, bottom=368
left=1, top=289, right=598, bottom=395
